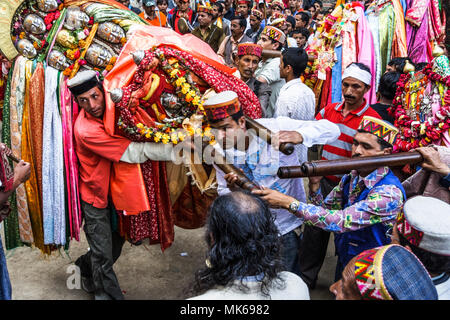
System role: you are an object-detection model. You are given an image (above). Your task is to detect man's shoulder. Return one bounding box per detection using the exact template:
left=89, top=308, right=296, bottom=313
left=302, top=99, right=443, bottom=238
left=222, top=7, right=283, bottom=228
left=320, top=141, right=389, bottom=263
left=74, top=112, right=104, bottom=140
left=241, top=34, right=253, bottom=43
left=363, top=105, right=384, bottom=119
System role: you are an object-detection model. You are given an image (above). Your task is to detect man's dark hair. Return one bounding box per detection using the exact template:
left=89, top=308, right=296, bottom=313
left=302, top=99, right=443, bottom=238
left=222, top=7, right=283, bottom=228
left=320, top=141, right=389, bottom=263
left=388, top=57, right=412, bottom=73
left=231, top=15, right=247, bottom=29
left=378, top=71, right=401, bottom=100
left=291, top=27, right=309, bottom=39
left=295, top=11, right=310, bottom=25
left=282, top=47, right=308, bottom=77
left=212, top=1, right=224, bottom=14
left=415, top=62, right=428, bottom=71
left=190, top=191, right=285, bottom=297
left=157, top=0, right=168, bottom=5
left=314, top=0, right=323, bottom=8
left=399, top=234, right=450, bottom=275
left=357, top=129, right=393, bottom=150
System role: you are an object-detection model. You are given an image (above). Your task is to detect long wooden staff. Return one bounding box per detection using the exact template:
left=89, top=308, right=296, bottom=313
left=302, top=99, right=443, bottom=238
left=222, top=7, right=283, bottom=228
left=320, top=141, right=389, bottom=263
left=211, top=148, right=260, bottom=191
left=277, top=152, right=424, bottom=179
left=1, top=144, right=20, bottom=163
left=245, top=116, right=295, bottom=155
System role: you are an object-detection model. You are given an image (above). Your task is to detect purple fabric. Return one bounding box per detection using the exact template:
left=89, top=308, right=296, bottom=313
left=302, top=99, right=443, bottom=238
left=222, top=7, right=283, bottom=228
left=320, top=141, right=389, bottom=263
left=406, top=0, right=430, bottom=63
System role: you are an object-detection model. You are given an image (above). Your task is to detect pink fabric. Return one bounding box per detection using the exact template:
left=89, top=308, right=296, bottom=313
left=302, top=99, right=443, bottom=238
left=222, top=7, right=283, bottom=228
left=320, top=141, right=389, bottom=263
left=355, top=5, right=377, bottom=105
left=60, top=80, right=82, bottom=241
left=427, top=0, right=444, bottom=43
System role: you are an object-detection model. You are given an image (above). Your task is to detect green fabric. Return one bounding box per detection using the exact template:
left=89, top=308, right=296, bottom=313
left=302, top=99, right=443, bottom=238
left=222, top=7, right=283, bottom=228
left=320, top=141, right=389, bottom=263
left=1, top=62, right=23, bottom=250
left=37, top=8, right=67, bottom=63
left=378, top=3, right=395, bottom=76
left=84, top=3, right=148, bottom=30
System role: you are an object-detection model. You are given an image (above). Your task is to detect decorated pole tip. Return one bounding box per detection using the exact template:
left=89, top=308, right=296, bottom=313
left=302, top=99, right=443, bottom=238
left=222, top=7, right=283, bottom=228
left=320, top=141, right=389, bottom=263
left=432, top=45, right=445, bottom=58
left=403, top=60, right=415, bottom=73
left=131, top=50, right=146, bottom=65
left=109, top=88, right=123, bottom=103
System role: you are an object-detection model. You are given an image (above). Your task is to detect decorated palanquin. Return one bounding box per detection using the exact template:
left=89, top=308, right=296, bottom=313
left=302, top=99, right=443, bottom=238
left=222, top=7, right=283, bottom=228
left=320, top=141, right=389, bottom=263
left=389, top=49, right=450, bottom=152
left=103, top=26, right=261, bottom=250
left=0, top=0, right=262, bottom=253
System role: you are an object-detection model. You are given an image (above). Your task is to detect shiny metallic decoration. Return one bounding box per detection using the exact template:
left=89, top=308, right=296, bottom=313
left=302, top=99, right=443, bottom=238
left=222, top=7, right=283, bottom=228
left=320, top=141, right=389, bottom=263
left=16, top=39, right=37, bottom=59
left=56, top=29, right=78, bottom=49
left=109, top=88, right=123, bottom=103
left=97, top=22, right=125, bottom=44
left=36, top=0, right=59, bottom=12
left=161, top=92, right=183, bottom=116
left=48, top=50, right=71, bottom=70
left=23, top=14, right=46, bottom=35
left=64, top=6, right=90, bottom=31
left=131, top=50, right=145, bottom=65
left=85, top=43, right=112, bottom=67
left=403, top=60, right=416, bottom=73
left=177, top=17, right=193, bottom=34
left=432, top=45, right=445, bottom=58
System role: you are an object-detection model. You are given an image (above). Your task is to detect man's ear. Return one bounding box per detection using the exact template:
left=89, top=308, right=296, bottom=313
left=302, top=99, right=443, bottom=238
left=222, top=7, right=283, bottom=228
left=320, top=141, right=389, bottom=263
left=238, top=115, right=246, bottom=129
left=234, top=55, right=240, bottom=68
left=364, top=84, right=371, bottom=94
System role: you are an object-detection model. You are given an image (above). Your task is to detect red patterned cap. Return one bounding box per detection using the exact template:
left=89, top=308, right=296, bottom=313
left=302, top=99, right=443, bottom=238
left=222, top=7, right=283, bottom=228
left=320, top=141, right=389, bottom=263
left=197, top=4, right=213, bottom=14
left=251, top=8, right=264, bottom=20
left=203, top=91, right=242, bottom=122
left=237, top=43, right=263, bottom=58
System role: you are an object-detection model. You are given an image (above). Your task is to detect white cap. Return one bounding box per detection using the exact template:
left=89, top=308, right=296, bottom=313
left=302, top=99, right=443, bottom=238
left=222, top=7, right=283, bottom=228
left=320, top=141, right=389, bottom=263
left=67, top=70, right=100, bottom=96
left=398, top=196, right=450, bottom=256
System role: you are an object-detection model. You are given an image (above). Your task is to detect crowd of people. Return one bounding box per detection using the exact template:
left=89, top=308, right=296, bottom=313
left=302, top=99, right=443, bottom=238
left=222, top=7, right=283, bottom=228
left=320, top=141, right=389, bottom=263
left=0, top=0, right=449, bottom=302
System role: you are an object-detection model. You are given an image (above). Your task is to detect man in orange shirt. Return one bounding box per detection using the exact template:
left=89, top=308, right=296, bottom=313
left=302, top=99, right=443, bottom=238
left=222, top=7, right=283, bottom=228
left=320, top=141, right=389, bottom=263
left=139, top=0, right=167, bottom=27
left=68, top=70, right=174, bottom=300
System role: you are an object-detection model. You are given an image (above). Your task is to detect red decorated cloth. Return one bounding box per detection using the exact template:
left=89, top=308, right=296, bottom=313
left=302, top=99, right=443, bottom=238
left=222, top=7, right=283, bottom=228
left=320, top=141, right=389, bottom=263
left=104, top=26, right=261, bottom=251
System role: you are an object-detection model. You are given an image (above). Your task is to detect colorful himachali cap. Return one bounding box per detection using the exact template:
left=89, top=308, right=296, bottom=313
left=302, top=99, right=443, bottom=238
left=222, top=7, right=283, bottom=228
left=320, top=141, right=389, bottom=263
left=197, top=4, right=213, bottom=14
left=143, top=0, right=156, bottom=6
left=271, top=0, right=285, bottom=9
left=261, top=26, right=286, bottom=44
left=354, top=244, right=438, bottom=300
left=396, top=196, right=450, bottom=256
left=251, top=8, right=264, bottom=20
left=203, top=90, right=241, bottom=122
left=358, top=116, right=399, bottom=145
left=237, top=43, right=263, bottom=59
left=67, top=70, right=100, bottom=96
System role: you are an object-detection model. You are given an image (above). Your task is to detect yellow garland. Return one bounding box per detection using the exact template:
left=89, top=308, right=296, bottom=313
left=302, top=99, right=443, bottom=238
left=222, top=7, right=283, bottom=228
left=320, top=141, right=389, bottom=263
left=121, top=55, right=212, bottom=144
left=69, top=23, right=98, bottom=79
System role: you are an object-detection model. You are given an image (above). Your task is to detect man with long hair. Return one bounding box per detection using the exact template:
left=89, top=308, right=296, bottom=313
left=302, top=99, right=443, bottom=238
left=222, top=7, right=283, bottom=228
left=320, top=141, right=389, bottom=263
left=188, top=191, right=310, bottom=299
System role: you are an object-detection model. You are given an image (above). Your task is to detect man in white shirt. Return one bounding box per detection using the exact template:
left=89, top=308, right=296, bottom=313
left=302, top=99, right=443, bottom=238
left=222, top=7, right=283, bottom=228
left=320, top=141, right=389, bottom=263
left=202, top=91, right=340, bottom=277
left=275, top=47, right=315, bottom=165
left=255, top=26, right=286, bottom=117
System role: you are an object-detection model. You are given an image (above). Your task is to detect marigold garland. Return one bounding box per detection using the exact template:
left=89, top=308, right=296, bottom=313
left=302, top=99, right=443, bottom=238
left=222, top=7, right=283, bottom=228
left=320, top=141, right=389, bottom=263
left=116, top=48, right=214, bottom=145
left=389, top=63, right=450, bottom=152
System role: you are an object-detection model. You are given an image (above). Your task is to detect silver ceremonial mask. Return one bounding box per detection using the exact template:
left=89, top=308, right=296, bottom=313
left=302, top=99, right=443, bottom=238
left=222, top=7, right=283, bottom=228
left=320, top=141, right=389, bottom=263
left=97, top=22, right=125, bottom=44
left=85, top=43, right=113, bottom=67
left=23, top=14, right=47, bottom=35
left=17, top=39, right=37, bottom=59
left=64, top=7, right=90, bottom=31
left=37, top=0, right=59, bottom=12
left=48, top=50, right=71, bottom=70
